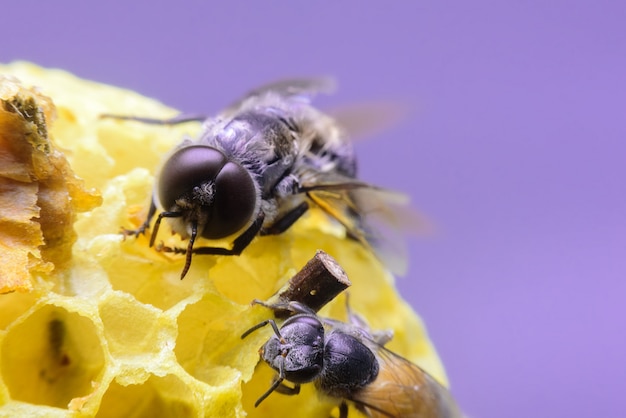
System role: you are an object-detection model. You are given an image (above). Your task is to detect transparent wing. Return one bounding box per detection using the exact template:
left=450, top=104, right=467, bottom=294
left=319, top=305, right=463, bottom=418
left=301, top=175, right=425, bottom=276
left=328, top=101, right=409, bottom=144
left=221, top=77, right=336, bottom=117
left=349, top=345, right=463, bottom=418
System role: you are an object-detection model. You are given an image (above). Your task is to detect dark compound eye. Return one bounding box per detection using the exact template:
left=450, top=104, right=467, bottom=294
left=278, top=315, right=325, bottom=383
left=158, top=145, right=228, bottom=211
left=204, top=161, right=257, bottom=239
left=157, top=145, right=258, bottom=240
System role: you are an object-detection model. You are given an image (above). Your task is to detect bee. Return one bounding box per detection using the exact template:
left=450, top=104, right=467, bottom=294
left=242, top=300, right=463, bottom=418
left=107, top=78, right=411, bottom=279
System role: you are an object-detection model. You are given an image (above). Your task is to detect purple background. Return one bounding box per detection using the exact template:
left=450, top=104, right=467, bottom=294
left=3, top=2, right=625, bottom=417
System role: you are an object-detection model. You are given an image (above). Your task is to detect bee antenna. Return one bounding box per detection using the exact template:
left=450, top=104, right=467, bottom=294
left=180, top=220, right=198, bottom=279
left=255, top=358, right=286, bottom=407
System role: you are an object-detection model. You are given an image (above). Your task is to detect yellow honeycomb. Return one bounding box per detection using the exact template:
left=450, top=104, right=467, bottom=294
left=0, top=62, right=448, bottom=417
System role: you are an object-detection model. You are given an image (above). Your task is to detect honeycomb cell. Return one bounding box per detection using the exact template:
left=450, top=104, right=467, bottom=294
left=95, top=374, right=195, bottom=418
left=207, top=235, right=294, bottom=305
left=174, top=292, right=255, bottom=386
left=0, top=291, right=37, bottom=330
left=0, top=63, right=451, bottom=418
left=1, top=305, right=105, bottom=409
left=98, top=291, right=174, bottom=357
left=102, top=248, right=199, bottom=312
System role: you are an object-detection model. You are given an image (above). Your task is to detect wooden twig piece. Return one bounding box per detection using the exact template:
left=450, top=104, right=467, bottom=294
left=267, top=250, right=351, bottom=318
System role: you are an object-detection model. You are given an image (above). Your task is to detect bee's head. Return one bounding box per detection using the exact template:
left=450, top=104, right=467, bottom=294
left=262, top=314, right=325, bottom=384
left=157, top=144, right=258, bottom=239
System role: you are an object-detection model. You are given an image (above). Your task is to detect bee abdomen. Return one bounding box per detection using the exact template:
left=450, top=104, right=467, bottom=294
left=316, top=331, right=379, bottom=398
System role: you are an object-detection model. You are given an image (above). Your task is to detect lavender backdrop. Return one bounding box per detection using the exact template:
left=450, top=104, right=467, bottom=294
left=3, top=2, right=625, bottom=417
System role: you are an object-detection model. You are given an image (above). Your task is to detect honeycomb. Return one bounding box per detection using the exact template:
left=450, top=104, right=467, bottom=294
left=0, top=62, right=448, bottom=417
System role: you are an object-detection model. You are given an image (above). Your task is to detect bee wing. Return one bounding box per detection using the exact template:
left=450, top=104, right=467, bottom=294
left=348, top=345, right=463, bottom=418
left=221, top=77, right=336, bottom=117
left=302, top=176, right=426, bottom=276
left=351, top=185, right=431, bottom=276
left=328, top=101, right=409, bottom=143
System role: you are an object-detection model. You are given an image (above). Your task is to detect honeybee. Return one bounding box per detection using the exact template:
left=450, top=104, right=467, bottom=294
left=242, top=300, right=463, bottom=418
left=107, top=79, right=412, bottom=279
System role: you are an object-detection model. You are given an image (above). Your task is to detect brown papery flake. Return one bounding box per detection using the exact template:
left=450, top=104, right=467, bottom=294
left=0, top=77, right=101, bottom=293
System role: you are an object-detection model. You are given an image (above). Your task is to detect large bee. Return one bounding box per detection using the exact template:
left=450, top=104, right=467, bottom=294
left=108, top=79, right=410, bottom=279
left=242, top=301, right=463, bottom=418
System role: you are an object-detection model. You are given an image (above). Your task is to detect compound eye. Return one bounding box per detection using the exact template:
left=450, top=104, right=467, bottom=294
left=283, top=345, right=323, bottom=383
left=203, top=161, right=257, bottom=239
left=158, top=145, right=228, bottom=210
left=283, top=315, right=325, bottom=340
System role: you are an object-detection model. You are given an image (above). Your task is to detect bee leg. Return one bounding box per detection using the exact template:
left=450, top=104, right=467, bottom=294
left=342, top=294, right=394, bottom=346
left=100, top=113, right=207, bottom=125
left=149, top=210, right=183, bottom=248
left=162, top=210, right=266, bottom=258
left=274, top=381, right=301, bottom=396
left=338, top=402, right=349, bottom=418
left=347, top=294, right=395, bottom=346
left=259, top=201, right=309, bottom=236
left=121, top=196, right=158, bottom=238
left=344, top=293, right=370, bottom=330
left=251, top=299, right=317, bottom=317
left=191, top=210, right=266, bottom=256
